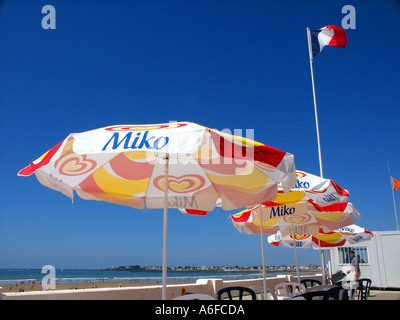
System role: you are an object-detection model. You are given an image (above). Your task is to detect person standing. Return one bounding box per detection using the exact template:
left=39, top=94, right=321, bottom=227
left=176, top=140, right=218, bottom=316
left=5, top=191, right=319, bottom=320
left=345, top=250, right=360, bottom=299
left=349, top=250, right=360, bottom=280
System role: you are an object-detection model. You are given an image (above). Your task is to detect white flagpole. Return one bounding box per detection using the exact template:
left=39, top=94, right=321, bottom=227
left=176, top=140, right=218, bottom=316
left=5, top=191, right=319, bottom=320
left=307, top=28, right=328, bottom=284
left=307, top=27, right=324, bottom=178
left=388, top=162, right=400, bottom=231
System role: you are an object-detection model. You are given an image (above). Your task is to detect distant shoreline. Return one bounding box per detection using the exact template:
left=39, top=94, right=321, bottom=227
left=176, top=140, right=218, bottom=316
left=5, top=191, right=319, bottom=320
left=99, top=267, right=321, bottom=274
left=100, top=269, right=320, bottom=274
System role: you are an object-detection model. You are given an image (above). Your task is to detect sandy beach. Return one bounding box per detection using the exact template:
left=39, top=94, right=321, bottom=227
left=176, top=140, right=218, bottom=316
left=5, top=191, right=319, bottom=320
left=2, top=281, right=168, bottom=293
left=0, top=271, right=317, bottom=293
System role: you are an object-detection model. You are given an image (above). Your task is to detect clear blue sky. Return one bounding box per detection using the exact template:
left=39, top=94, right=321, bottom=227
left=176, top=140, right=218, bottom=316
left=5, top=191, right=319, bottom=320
left=0, top=0, right=399, bottom=269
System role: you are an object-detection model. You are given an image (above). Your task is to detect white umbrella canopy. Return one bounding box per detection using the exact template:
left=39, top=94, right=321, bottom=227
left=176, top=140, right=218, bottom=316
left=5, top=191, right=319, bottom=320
left=229, top=170, right=356, bottom=292
left=268, top=224, right=373, bottom=249
left=267, top=170, right=349, bottom=206
left=231, top=201, right=360, bottom=236
left=19, top=122, right=296, bottom=210
left=18, top=121, right=297, bottom=299
left=181, top=169, right=350, bottom=215
left=267, top=224, right=373, bottom=286
left=231, top=201, right=361, bottom=289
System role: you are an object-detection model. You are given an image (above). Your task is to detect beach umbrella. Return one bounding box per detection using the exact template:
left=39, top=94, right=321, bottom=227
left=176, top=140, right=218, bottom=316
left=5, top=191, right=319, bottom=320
left=264, top=170, right=350, bottom=207
left=18, top=121, right=297, bottom=300
left=267, top=225, right=373, bottom=284
left=267, top=224, right=373, bottom=249
left=231, top=200, right=360, bottom=290
left=215, top=170, right=351, bottom=295
left=231, top=201, right=360, bottom=236
left=182, top=169, right=350, bottom=214
left=181, top=169, right=350, bottom=289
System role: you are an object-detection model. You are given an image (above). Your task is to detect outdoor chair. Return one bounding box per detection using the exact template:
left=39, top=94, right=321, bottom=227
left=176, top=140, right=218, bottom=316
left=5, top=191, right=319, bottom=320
left=325, top=286, right=349, bottom=300
left=341, top=280, right=360, bottom=300
left=329, top=270, right=346, bottom=285
left=250, top=286, right=278, bottom=300
left=172, top=293, right=215, bottom=300
left=291, top=291, right=326, bottom=300
left=305, top=284, right=337, bottom=293
left=357, top=278, right=372, bottom=300
left=274, top=282, right=306, bottom=300
left=217, top=286, right=257, bottom=300
left=292, top=285, right=349, bottom=300
left=300, top=278, right=322, bottom=289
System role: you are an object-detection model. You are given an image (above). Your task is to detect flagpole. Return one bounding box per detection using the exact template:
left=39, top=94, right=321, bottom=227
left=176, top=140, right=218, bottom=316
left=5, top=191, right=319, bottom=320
left=388, top=162, right=400, bottom=231
left=307, top=28, right=329, bottom=284
left=307, top=27, right=324, bottom=178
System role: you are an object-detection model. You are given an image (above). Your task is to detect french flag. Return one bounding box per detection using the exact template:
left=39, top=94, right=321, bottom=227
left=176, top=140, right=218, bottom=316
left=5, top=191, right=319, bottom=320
left=310, top=25, right=348, bottom=58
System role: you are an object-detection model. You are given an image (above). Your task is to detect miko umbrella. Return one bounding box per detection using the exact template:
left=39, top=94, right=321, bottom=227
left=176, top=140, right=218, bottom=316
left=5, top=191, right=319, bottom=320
left=223, top=170, right=352, bottom=295
left=18, top=121, right=296, bottom=299
left=268, top=224, right=373, bottom=249
left=181, top=169, right=350, bottom=214
left=264, top=170, right=349, bottom=207
left=268, top=224, right=373, bottom=283
left=231, top=200, right=360, bottom=291
left=231, top=201, right=360, bottom=236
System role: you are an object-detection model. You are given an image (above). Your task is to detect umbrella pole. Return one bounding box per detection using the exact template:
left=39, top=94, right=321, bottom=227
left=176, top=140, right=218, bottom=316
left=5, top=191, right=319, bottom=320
left=162, top=154, right=169, bottom=300
left=258, top=204, right=267, bottom=300
left=292, top=236, right=301, bottom=287
left=317, top=229, right=326, bottom=284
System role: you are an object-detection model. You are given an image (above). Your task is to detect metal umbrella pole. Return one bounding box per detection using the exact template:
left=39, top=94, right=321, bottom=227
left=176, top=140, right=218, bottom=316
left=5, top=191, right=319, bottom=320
left=162, top=154, right=169, bottom=300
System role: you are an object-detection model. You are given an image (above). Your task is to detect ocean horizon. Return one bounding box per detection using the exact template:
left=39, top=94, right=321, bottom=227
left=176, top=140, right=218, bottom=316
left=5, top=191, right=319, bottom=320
left=0, top=268, right=271, bottom=286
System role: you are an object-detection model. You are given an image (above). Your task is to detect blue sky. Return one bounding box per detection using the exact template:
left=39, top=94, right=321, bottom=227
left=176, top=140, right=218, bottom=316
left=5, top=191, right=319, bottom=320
left=0, top=0, right=399, bottom=269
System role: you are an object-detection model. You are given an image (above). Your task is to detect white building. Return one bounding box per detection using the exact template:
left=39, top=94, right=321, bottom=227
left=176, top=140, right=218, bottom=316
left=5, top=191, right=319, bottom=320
left=326, top=230, right=400, bottom=289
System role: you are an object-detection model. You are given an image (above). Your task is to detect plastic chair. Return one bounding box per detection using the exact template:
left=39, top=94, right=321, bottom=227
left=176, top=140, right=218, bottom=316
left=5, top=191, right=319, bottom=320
left=292, top=286, right=349, bottom=300
left=274, top=282, right=306, bottom=300
left=250, top=286, right=278, bottom=300
left=341, top=280, right=359, bottom=300
left=300, top=279, right=322, bottom=289
left=325, top=286, right=349, bottom=300
left=305, top=284, right=337, bottom=293
left=357, top=278, right=372, bottom=300
left=172, top=293, right=215, bottom=300
left=217, top=286, right=257, bottom=300
left=329, top=270, right=346, bottom=285
left=291, top=291, right=325, bottom=300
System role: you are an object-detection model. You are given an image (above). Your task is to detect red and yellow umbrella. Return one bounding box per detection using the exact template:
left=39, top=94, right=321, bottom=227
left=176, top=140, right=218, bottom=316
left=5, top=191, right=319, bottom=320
left=19, top=122, right=296, bottom=211
left=18, top=121, right=297, bottom=299
left=180, top=169, right=350, bottom=215
left=268, top=224, right=373, bottom=248
left=231, top=201, right=360, bottom=236
left=263, top=170, right=349, bottom=207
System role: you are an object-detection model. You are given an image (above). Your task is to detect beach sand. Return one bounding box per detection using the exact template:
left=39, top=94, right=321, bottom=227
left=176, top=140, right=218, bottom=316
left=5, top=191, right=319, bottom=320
left=2, top=281, right=168, bottom=293
left=1, top=271, right=316, bottom=293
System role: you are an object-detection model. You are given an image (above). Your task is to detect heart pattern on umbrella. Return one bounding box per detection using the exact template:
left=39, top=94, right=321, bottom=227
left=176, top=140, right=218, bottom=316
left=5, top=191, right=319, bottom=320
left=153, top=175, right=206, bottom=193
left=55, top=151, right=97, bottom=176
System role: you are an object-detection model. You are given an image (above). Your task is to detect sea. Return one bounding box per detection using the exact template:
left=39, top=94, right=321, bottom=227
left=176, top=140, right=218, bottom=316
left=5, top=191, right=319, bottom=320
left=0, top=268, right=268, bottom=286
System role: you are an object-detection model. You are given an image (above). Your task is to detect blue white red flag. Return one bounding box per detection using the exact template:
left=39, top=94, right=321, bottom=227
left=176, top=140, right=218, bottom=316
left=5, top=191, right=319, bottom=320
left=310, top=25, right=347, bottom=58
